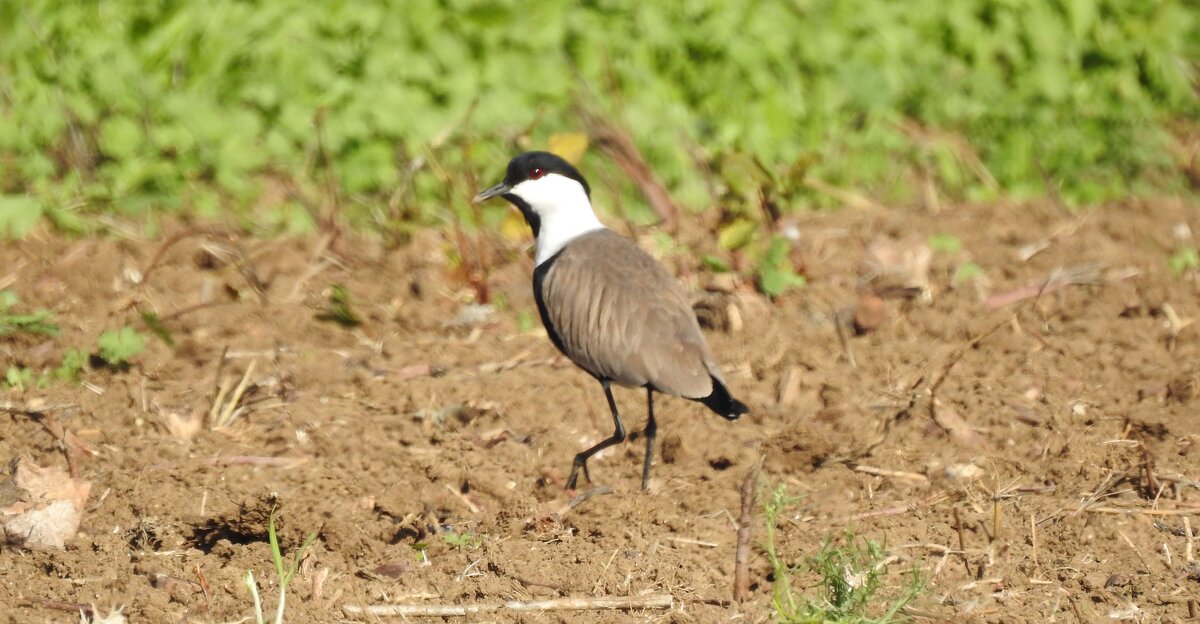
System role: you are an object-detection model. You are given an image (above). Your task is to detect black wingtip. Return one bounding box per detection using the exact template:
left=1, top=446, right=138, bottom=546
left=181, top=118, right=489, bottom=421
left=700, top=377, right=749, bottom=421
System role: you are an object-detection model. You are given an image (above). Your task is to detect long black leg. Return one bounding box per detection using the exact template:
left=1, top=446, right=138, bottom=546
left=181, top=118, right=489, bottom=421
left=566, top=380, right=626, bottom=490
left=641, top=388, right=657, bottom=492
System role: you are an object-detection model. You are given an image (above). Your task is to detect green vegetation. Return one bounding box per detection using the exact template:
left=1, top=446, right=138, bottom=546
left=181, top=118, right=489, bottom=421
left=928, top=234, right=964, bottom=255
left=54, top=348, right=88, bottom=383
left=764, top=485, right=924, bottom=623
left=96, top=326, right=146, bottom=368
left=759, top=236, right=808, bottom=298
left=316, top=284, right=363, bottom=328
left=140, top=311, right=175, bottom=347
left=245, top=509, right=318, bottom=624
left=442, top=530, right=483, bottom=551
left=929, top=234, right=986, bottom=287
left=0, top=0, right=1196, bottom=243
left=5, top=348, right=87, bottom=390
left=5, top=366, right=39, bottom=391
left=1169, top=247, right=1199, bottom=276
left=0, top=291, right=60, bottom=337
left=1, top=292, right=86, bottom=389
left=952, top=261, right=987, bottom=286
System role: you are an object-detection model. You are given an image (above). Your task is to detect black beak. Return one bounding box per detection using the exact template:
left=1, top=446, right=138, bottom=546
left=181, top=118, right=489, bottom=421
left=473, top=182, right=511, bottom=203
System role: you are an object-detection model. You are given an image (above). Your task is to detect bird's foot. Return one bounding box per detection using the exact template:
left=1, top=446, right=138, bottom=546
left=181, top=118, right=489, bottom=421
left=565, top=460, right=593, bottom=492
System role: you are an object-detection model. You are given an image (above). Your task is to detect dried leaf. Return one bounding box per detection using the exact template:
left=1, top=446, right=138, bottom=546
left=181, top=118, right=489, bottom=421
left=931, top=405, right=988, bottom=451
left=371, top=560, right=413, bottom=580
left=545, top=132, right=589, bottom=164
left=11, top=460, right=90, bottom=510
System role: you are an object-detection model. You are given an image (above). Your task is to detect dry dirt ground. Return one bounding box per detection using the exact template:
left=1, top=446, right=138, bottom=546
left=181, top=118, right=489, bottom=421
left=2, top=199, right=1199, bottom=623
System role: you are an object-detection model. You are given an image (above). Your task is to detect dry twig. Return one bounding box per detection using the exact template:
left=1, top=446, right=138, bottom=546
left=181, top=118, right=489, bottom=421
left=734, top=457, right=763, bottom=602
left=1084, top=507, right=1200, bottom=517
left=852, top=464, right=930, bottom=484
left=836, top=492, right=957, bottom=523
left=983, top=262, right=1131, bottom=310
left=581, top=108, right=680, bottom=230
left=342, top=594, right=673, bottom=616
left=209, top=359, right=258, bottom=430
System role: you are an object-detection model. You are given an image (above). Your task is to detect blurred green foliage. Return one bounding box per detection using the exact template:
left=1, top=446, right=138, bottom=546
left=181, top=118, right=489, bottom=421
left=96, top=326, right=146, bottom=368
left=0, top=290, right=60, bottom=337
left=0, top=0, right=1197, bottom=238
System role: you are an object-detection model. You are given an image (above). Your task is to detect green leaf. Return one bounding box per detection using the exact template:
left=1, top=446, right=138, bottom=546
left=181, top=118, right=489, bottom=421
left=141, top=311, right=176, bottom=347
left=0, top=196, right=43, bottom=239
left=757, top=236, right=806, bottom=297
left=952, top=261, right=985, bottom=285
left=701, top=254, right=731, bottom=273
left=6, top=366, right=35, bottom=390
left=316, top=284, right=362, bottom=328
left=718, top=219, right=759, bottom=251
left=98, top=115, right=145, bottom=159
left=0, top=291, right=59, bottom=336
left=516, top=310, right=535, bottom=333
left=1169, top=248, right=1199, bottom=276
left=97, top=326, right=146, bottom=367
left=55, top=348, right=88, bottom=383
left=928, top=233, right=962, bottom=254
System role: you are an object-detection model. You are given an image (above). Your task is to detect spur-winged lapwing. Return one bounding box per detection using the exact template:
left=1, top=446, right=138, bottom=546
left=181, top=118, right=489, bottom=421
left=475, top=151, right=749, bottom=491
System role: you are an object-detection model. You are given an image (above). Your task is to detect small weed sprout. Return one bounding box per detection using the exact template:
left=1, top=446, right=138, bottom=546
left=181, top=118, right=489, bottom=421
left=763, top=484, right=925, bottom=623
left=245, top=508, right=318, bottom=624
left=96, top=327, right=146, bottom=368
left=413, top=541, right=431, bottom=565
left=316, top=283, right=362, bottom=328
left=442, top=531, right=483, bottom=551
left=0, top=290, right=59, bottom=337
left=1169, top=247, right=1198, bottom=276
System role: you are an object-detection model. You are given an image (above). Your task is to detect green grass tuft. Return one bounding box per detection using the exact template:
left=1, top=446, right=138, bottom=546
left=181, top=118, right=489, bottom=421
left=764, top=485, right=925, bottom=623
left=0, top=290, right=60, bottom=337
left=245, top=508, right=318, bottom=624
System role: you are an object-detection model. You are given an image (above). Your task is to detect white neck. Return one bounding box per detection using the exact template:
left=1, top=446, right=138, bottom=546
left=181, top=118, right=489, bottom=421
left=508, top=174, right=607, bottom=265
left=535, top=209, right=605, bottom=265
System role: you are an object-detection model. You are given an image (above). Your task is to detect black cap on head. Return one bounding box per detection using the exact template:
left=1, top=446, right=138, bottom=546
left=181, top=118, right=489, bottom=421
left=472, top=152, right=591, bottom=237
left=502, top=151, right=590, bottom=195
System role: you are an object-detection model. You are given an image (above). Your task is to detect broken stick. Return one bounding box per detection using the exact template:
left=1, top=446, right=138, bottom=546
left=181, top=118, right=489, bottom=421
left=342, top=594, right=673, bottom=616
left=734, top=456, right=763, bottom=602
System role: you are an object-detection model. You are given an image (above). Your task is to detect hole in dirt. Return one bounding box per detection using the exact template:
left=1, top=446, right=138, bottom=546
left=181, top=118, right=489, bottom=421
left=186, top=494, right=282, bottom=554
left=188, top=523, right=267, bottom=553
left=708, top=457, right=734, bottom=471
left=391, top=526, right=429, bottom=544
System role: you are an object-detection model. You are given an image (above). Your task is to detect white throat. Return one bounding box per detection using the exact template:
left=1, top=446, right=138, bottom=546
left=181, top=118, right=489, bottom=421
left=509, top=173, right=606, bottom=265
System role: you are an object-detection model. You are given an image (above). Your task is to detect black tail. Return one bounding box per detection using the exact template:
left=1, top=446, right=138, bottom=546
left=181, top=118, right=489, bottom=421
left=699, top=376, right=749, bottom=420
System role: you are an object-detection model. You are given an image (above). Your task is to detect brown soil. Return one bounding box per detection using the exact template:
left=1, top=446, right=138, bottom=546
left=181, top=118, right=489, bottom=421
left=2, top=199, right=1198, bottom=623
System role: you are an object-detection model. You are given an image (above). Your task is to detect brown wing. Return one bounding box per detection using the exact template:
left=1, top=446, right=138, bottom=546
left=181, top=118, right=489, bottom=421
left=536, top=230, right=722, bottom=399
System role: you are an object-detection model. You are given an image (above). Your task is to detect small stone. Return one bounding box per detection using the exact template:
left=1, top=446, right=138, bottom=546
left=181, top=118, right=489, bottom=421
left=1185, top=561, right=1200, bottom=582
left=852, top=293, right=888, bottom=334
left=943, top=463, right=984, bottom=481
left=1104, top=573, right=1129, bottom=588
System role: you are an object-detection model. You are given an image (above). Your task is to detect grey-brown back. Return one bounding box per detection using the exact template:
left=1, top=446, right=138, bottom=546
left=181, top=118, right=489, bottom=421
left=534, top=229, right=722, bottom=399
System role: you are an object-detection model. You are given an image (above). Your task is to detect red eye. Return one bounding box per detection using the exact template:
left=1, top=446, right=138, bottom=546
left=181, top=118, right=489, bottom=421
left=529, top=168, right=545, bottom=180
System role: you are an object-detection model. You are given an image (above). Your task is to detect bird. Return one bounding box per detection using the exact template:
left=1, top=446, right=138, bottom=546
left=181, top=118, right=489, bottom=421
left=474, top=151, right=748, bottom=492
